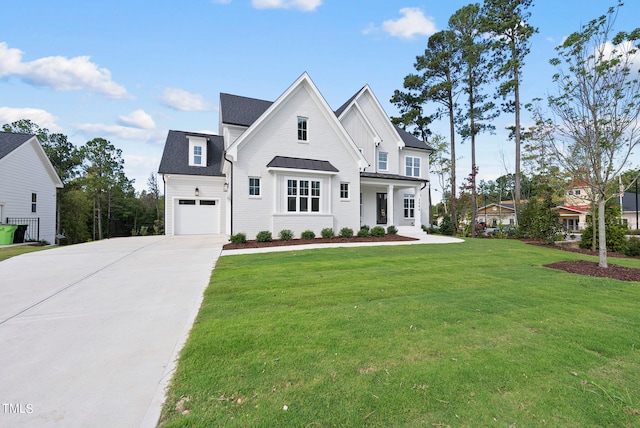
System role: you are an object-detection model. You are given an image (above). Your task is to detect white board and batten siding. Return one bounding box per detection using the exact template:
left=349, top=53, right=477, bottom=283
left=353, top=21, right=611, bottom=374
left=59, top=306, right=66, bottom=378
left=163, top=175, right=227, bottom=235
left=0, top=138, right=59, bottom=244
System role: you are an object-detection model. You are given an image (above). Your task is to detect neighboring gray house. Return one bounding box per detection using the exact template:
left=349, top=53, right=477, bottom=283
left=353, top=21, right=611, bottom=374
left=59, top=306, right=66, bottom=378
left=159, top=73, right=433, bottom=237
left=0, top=132, right=63, bottom=243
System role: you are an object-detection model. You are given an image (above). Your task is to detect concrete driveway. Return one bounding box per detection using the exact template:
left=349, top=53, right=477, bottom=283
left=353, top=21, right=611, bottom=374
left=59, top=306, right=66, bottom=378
left=0, top=235, right=226, bottom=427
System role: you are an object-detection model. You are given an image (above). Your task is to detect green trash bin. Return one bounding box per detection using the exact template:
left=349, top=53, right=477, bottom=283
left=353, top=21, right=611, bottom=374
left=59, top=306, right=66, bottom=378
left=0, top=225, right=18, bottom=245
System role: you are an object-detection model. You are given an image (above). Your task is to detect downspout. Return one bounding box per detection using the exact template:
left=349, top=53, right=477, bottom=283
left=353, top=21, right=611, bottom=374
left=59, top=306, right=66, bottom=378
left=223, top=151, right=234, bottom=235
left=162, top=174, right=166, bottom=235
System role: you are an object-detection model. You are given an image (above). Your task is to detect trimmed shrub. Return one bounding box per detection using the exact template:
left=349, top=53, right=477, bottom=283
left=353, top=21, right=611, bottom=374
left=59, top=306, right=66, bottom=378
left=321, top=228, right=335, bottom=239
left=279, top=229, right=294, bottom=241
left=357, top=227, right=370, bottom=237
left=627, top=237, right=640, bottom=257
left=339, top=227, right=354, bottom=238
left=256, top=231, right=273, bottom=242
left=371, top=226, right=386, bottom=237
left=301, top=230, right=316, bottom=240
left=230, top=233, right=247, bottom=244
left=387, top=225, right=398, bottom=235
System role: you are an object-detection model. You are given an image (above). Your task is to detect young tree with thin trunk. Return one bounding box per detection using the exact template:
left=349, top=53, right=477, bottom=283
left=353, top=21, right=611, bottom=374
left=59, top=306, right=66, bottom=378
left=548, top=1, right=640, bottom=268
left=481, top=0, right=538, bottom=219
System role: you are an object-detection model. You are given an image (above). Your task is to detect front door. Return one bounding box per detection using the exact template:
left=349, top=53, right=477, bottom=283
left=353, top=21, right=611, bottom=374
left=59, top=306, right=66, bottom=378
left=376, top=193, right=387, bottom=224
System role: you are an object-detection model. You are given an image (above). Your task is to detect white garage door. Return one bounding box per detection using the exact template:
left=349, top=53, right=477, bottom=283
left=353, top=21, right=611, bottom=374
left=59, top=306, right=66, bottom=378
left=174, top=199, right=220, bottom=235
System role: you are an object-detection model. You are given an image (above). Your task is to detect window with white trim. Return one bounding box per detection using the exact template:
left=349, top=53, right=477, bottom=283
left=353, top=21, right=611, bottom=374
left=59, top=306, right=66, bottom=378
left=298, top=117, right=308, bottom=141
left=249, top=177, right=261, bottom=196
left=340, top=182, right=349, bottom=200
left=193, top=146, right=202, bottom=165
left=405, top=156, right=420, bottom=177
left=404, top=194, right=415, bottom=218
left=378, top=152, right=388, bottom=171
left=31, top=193, right=37, bottom=213
left=287, top=179, right=320, bottom=212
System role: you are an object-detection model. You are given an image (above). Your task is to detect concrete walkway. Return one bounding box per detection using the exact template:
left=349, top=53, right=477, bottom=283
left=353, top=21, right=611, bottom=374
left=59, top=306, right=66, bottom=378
left=0, top=235, right=225, bottom=428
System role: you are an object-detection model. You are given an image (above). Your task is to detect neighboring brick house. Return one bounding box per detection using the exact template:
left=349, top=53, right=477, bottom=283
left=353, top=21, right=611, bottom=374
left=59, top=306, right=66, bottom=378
left=159, top=73, right=433, bottom=237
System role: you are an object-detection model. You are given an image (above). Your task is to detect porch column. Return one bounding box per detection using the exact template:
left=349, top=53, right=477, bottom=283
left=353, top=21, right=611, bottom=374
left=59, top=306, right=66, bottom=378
left=387, top=184, right=395, bottom=226
left=415, top=184, right=422, bottom=229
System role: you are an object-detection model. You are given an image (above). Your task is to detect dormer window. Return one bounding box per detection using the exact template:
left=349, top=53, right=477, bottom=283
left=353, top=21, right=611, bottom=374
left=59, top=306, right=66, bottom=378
left=298, top=117, right=308, bottom=141
left=193, top=146, right=202, bottom=165
left=188, top=136, right=207, bottom=167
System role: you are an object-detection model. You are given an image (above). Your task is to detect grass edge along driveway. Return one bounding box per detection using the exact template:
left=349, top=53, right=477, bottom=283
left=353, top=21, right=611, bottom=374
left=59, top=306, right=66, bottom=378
left=160, top=239, right=640, bottom=427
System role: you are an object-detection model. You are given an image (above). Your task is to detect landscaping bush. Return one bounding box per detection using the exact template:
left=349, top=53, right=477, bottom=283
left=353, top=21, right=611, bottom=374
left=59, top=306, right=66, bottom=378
left=301, top=230, right=316, bottom=240
left=278, top=229, right=294, bottom=241
left=517, top=196, right=562, bottom=244
left=357, top=226, right=370, bottom=237
left=439, top=215, right=455, bottom=236
left=230, top=233, right=247, bottom=244
left=321, top=228, right=335, bottom=239
left=387, top=225, right=398, bottom=235
left=371, top=226, right=386, bottom=237
left=626, top=236, right=640, bottom=257
left=339, top=227, right=354, bottom=238
left=256, top=231, right=273, bottom=242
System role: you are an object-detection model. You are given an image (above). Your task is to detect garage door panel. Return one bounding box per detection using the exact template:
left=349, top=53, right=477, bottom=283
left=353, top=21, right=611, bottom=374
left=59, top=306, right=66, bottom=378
left=175, top=199, right=219, bottom=235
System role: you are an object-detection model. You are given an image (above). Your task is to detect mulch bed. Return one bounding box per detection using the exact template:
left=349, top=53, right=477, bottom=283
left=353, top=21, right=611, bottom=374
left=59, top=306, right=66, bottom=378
left=222, top=234, right=417, bottom=250
left=522, top=239, right=640, bottom=282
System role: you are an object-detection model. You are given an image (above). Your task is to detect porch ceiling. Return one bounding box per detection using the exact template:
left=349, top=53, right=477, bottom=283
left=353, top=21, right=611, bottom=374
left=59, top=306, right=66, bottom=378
left=360, top=172, right=427, bottom=187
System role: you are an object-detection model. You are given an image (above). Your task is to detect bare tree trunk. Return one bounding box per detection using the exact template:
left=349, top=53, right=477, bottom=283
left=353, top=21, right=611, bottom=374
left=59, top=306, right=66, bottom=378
left=449, top=96, right=457, bottom=234
left=513, top=64, right=521, bottom=221
left=591, top=199, right=597, bottom=252
left=597, top=197, right=607, bottom=268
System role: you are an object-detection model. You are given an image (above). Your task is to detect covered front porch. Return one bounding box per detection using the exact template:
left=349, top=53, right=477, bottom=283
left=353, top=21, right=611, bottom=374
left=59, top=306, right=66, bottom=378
left=360, top=172, right=428, bottom=231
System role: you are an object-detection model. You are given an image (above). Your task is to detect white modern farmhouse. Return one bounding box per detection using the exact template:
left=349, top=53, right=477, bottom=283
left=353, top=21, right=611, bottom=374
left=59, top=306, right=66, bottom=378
left=159, top=73, right=433, bottom=237
left=0, top=132, right=63, bottom=243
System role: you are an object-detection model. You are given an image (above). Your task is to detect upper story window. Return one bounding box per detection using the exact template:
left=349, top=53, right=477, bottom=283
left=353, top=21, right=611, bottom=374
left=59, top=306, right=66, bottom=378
left=193, top=146, right=202, bottom=165
left=188, top=136, right=207, bottom=167
left=249, top=177, right=261, bottom=196
left=298, top=117, right=308, bottom=141
left=378, top=152, right=388, bottom=171
left=287, top=179, right=320, bottom=212
left=405, top=156, right=421, bottom=177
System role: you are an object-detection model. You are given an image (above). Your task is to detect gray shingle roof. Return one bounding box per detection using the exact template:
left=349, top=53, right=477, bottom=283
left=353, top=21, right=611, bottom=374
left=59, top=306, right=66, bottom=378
left=0, top=131, right=34, bottom=160
left=158, top=130, right=225, bottom=176
left=220, top=93, right=273, bottom=127
left=623, top=192, right=639, bottom=212
left=334, top=87, right=365, bottom=118
left=395, top=125, right=433, bottom=151
left=267, top=156, right=339, bottom=172
left=360, top=172, right=428, bottom=183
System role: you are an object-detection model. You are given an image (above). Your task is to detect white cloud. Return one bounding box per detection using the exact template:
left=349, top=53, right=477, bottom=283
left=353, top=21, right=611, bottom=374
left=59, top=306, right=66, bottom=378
left=75, top=123, right=155, bottom=141
left=0, top=42, right=129, bottom=99
left=0, top=107, right=61, bottom=132
left=369, top=8, right=436, bottom=40
left=118, top=109, right=156, bottom=130
left=161, top=88, right=211, bottom=111
left=252, top=0, right=321, bottom=12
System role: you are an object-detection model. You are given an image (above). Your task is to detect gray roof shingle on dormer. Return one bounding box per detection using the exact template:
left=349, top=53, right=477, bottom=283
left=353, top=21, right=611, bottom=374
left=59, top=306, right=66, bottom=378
left=220, top=93, right=273, bottom=127
left=394, top=125, right=434, bottom=152
left=0, top=131, right=34, bottom=160
left=267, top=156, right=339, bottom=173
left=158, top=130, right=225, bottom=176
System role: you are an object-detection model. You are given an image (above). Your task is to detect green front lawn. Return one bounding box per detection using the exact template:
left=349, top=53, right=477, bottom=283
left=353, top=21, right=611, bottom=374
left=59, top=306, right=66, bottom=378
left=0, top=245, right=48, bottom=262
left=160, top=239, right=640, bottom=427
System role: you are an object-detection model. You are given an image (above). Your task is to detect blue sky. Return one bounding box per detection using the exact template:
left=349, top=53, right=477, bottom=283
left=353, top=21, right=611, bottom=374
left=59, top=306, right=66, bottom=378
left=2, top=0, right=639, bottom=197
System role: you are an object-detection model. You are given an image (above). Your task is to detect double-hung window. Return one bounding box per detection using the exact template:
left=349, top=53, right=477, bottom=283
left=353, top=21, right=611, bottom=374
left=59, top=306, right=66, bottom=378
left=193, top=146, right=202, bottom=165
left=378, top=152, right=388, bottom=171
left=340, top=182, right=349, bottom=200
left=31, top=193, right=37, bottom=213
left=287, top=179, right=320, bottom=212
left=404, top=194, right=415, bottom=218
left=405, top=156, right=420, bottom=177
left=298, top=117, right=308, bottom=141
left=249, top=177, right=260, bottom=196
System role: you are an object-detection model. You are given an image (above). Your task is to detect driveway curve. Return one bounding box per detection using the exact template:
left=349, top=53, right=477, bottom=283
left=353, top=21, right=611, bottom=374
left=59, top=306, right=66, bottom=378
left=0, top=235, right=225, bottom=428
